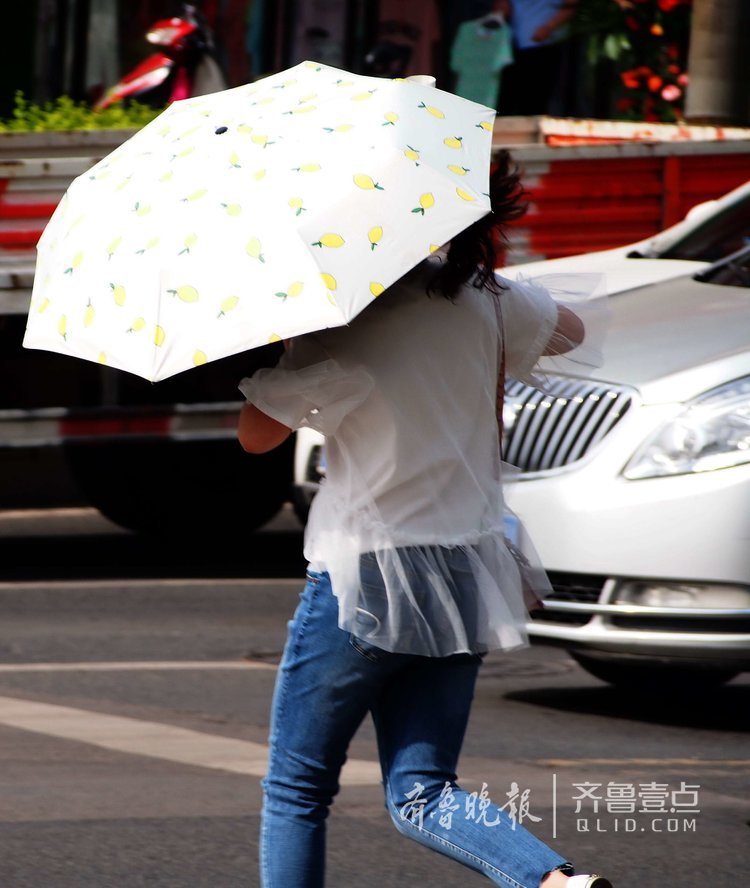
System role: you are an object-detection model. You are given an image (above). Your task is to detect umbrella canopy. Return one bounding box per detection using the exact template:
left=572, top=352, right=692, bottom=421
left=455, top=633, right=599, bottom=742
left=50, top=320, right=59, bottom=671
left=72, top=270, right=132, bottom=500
left=24, top=60, right=495, bottom=382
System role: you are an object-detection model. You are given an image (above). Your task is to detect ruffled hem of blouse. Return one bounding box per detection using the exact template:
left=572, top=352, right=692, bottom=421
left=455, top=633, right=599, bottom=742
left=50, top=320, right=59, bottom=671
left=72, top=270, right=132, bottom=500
left=304, top=514, right=553, bottom=658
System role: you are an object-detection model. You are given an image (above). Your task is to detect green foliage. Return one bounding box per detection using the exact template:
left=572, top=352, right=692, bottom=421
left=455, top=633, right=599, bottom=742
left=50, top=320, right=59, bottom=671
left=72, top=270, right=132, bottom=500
left=0, top=92, right=164, bottom=132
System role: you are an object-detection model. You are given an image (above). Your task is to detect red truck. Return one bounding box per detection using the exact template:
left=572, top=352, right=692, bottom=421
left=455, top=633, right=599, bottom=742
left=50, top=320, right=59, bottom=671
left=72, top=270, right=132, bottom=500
left=2, top=122, right=749, bottom=536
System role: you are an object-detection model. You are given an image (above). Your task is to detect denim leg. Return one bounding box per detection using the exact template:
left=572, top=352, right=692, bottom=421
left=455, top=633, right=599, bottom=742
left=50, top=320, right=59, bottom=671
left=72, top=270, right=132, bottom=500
left=372, top=655, right=570, bottom=888
left=261, top=570, right=407, bottom=888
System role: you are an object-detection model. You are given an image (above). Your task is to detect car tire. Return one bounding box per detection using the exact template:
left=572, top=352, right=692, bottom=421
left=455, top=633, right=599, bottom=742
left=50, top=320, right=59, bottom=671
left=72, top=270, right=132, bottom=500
left=570, top=652, right=740, bottom=690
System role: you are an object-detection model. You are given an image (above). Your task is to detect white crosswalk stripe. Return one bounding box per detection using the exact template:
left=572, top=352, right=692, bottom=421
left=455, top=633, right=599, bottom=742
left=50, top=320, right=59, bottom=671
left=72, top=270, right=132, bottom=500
left=0, top=694, right=382, bottom=786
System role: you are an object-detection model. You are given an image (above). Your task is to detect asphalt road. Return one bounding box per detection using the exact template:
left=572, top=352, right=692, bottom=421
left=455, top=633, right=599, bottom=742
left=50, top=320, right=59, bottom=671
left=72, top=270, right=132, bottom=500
left=0, top=506, right=748, bottom=888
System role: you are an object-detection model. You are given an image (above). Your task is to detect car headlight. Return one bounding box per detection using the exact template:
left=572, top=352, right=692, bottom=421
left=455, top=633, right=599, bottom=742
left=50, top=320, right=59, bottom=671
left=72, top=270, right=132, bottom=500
left=624, top=376, right=750, bottom=479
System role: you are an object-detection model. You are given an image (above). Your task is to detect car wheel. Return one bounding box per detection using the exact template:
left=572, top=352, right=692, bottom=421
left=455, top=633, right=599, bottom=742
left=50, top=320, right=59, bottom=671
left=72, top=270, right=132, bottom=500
left=65, top=437, right=293, bottom=538
left=570, top=653, right=740, bottom=689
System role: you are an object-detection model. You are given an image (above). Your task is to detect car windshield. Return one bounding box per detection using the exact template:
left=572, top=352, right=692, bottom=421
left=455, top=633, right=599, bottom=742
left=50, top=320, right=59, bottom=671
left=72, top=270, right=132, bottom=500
left=695, top=243, right=750, bottom=287
left=658, top=194, right=750, bottom=262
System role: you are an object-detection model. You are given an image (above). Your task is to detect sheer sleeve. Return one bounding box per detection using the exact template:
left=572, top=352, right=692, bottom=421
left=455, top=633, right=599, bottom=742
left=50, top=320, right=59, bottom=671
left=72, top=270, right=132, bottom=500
left=498, top=272, right=610, bottom=388
left=238, top=336, right=374, bottom=436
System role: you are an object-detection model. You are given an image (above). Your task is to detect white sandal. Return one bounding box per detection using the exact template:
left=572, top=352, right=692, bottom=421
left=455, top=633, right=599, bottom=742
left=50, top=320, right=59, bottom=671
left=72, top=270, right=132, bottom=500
left=567, top=877, right=613, bottom=888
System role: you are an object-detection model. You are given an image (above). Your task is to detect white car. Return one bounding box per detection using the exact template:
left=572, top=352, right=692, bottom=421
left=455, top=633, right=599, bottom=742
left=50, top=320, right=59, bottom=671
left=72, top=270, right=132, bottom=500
left=501, top=178, right=750, bottom=293
left=292, top=186, right=750, bottom=688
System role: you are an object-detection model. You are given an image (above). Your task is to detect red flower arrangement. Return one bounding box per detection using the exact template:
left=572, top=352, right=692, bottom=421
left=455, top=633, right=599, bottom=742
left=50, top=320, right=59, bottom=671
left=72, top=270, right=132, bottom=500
left=573, top=0, right=693, bottom=122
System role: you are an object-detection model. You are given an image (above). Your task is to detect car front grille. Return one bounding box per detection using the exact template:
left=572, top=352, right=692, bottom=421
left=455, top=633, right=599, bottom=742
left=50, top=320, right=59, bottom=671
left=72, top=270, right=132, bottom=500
left=503, top=376, right=633, bottom=472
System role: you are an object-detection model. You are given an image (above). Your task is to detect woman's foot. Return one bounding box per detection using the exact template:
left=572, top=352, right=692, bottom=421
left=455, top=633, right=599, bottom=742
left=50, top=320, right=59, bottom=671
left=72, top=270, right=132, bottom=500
left=542, top=874, right=613, bottom=888
left=567, top=877, right=613, bottom=888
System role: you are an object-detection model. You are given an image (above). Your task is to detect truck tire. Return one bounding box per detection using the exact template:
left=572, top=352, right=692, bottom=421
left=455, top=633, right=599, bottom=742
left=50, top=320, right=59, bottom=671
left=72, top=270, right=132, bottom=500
left=64, top=437, right=293, bottom=538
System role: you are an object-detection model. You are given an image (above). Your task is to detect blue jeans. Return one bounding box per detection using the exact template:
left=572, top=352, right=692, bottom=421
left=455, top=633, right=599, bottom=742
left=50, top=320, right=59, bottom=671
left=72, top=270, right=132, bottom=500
left=261, top=570, right=571, bottom=887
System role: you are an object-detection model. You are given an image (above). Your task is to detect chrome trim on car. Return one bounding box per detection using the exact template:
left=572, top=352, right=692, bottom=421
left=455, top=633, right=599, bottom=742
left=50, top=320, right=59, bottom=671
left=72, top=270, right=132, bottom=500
left=538, top=601, right=750, bottom=618
left=528, top=619, right=750, bottom=658
left=504, top=377, right=633, bottom=472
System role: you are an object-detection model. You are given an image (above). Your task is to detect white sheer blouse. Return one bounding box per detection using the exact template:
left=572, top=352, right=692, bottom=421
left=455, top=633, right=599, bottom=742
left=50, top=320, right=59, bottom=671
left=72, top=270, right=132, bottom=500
left=240, top=259, right=605, bottom=657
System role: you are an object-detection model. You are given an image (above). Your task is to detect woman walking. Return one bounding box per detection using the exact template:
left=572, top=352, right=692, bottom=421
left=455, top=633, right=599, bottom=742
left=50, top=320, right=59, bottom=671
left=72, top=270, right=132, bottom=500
left=238, top=148, right=612, bottom=888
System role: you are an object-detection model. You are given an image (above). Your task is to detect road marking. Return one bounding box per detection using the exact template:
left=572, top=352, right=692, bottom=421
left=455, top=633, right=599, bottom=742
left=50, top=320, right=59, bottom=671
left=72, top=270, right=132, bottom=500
left=538, top=758, right=750, bottom=768
left=0, top=695, right=382, bottom=786
left=0, top=660, right=277, bottom=672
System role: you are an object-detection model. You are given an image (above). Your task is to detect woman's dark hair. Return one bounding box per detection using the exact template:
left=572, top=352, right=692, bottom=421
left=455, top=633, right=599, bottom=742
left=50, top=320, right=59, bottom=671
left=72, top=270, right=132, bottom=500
left=427, top=148, right=528, bottom=300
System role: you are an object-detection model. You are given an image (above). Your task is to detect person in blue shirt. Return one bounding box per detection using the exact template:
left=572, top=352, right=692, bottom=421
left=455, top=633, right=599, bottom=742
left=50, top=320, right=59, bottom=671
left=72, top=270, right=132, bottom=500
left=499, top=0, right=579, bottom=115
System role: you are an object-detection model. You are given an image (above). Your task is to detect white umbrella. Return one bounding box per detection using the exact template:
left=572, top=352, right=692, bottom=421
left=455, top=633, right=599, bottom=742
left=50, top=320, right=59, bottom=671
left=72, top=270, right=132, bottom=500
left=24, top=60, right=495, bottom=382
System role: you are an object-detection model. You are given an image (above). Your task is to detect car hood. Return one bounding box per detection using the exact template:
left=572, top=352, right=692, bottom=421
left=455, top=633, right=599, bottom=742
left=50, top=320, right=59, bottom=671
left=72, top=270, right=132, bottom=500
left=503, top=254, right=707, bottom=296
left=555, top=276, right=750, bottom=403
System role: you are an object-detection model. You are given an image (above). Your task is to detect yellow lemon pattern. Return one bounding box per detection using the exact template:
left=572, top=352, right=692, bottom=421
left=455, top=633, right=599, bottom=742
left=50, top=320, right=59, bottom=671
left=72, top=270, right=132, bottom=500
left=218, top=295, right=240, bottom=317
left=312, top=233, right=345, bottom=249
left=135, top=236, right=160, bottom=254
left=169, top=285, right=199, bottom=303
left=455, top=187, right=476, bottom=202
left=275, top=281, right=304, bottom=301
left=412, top=193, right=435, bottom=215
left=179, top=233, right=198, bottom=255
left=403, top=146, right=420, bottom=165
left=246, top=238, right=265, bottom=261
left=418, top=102, right=445, bottom=119
left=368, top=226, right=383, bottom=250
left=353, top=174, right=383, bottom=191
left=110, top=284, right=126, bottom=306
left=182, top=188, right=208, bottom=202
left=107, top=236, right=122, bottom=260
left=27, top=60, right=495, bottom=383
left=64, top=252, right=84, bottom=275
left=322, top=123, right=354, bottom=134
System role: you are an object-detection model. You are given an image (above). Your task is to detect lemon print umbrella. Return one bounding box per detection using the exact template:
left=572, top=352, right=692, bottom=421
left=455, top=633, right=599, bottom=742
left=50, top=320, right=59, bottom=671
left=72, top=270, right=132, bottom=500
left=24, top=60, right=494, bottom=382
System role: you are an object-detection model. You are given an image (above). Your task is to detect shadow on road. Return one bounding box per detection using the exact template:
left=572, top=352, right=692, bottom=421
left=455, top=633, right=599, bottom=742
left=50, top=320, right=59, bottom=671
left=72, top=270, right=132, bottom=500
left=0, top=527, right=306, bottom=581
left=505, top=683, right=750, bottom=732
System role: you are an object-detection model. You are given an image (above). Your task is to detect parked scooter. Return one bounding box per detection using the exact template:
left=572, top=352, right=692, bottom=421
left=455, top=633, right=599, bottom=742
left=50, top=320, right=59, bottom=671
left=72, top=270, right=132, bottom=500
left=95, top=4, right=226, bottom=110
